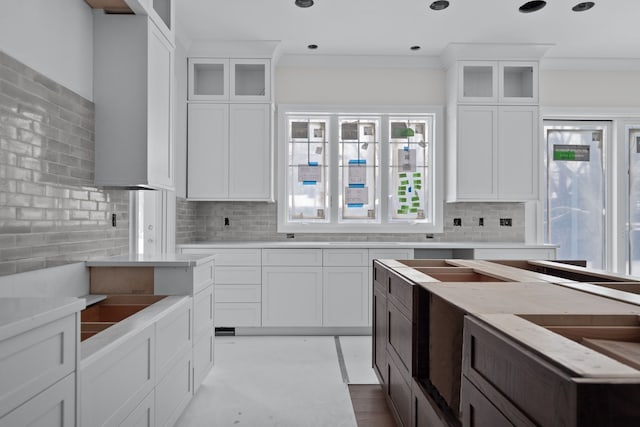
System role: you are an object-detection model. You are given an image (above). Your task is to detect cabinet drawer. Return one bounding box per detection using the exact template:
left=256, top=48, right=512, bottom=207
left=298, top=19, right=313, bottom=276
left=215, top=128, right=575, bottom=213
left=388, top=299, right=413, bottom=375
left=262, top=249, right=322, bottom=266
left=388, top=271, right=413, bottom=319
left=155, top=347, right=192, bottom=427
left=215, top=303, right=261, bottom=327
left=323, top=249, right=368, bottom=266
left=193, top=261, right=215, bottom=293
left=120, top=390, right=155, bottom=427
left=473, top=247, right=555, bottom=260
left=387, top=355, right=412, bottom=427
left=0, top=314, right=76, bottom=417
left=216, top=284, right=261, bottom=303
left=413, top=379, right=457, bottom=427
left=193, top=286, right=214, bottom=340
left=210, top=248, right=262, bottom=266
left=373, top=261, right=389, bottom=292
left=193, top=332, right=214, bottom=392
left=0, top=373, right=75, bottom=427
left=216, top=266, right=261, bottom=284
left=463, top=316, right=571, bottom=427
left=156, top=298, right=192, bottom=377
left=460, top=377, right=514, bottom=427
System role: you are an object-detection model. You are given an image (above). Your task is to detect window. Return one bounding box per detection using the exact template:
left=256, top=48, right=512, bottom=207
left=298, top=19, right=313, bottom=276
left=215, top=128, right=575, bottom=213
left=278, top=106, right=443, bottom=233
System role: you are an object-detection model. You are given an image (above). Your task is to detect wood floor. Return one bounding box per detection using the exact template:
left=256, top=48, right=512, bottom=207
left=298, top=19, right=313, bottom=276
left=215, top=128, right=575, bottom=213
left=348, top=384, right=397, bottom=427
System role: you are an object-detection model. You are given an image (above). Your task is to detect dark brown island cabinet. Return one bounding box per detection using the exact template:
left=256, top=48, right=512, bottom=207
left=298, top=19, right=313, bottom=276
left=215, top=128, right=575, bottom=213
left=372, top=258, right=640, bottom=427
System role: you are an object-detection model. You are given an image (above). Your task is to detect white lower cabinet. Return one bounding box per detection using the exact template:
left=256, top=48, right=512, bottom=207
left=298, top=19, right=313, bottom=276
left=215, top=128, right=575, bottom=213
left=323, top=267, right=369, bottom=327
left=155, top=347, right=193, bottom=427
left=0, top=374, right=75, bottom=427
left=262, top=266, right=323, bottom=327
left=192, top=284, right=214, bottom=392
left=120, top=390, right=154, bottom=427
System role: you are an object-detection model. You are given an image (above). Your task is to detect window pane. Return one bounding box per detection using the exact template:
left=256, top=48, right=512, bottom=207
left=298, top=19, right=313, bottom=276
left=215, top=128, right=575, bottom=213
left=389, top=118, right=430, bottom=221
left=338, top=119, right=380, bottom=222
left=288, top=119, right=329, bottom=222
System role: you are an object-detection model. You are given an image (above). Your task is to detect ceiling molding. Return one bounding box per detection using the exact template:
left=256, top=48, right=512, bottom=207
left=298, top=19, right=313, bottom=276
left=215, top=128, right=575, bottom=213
left=541, top=58, right=640, bottom=71
left=276, top=54, right=442, bottom=69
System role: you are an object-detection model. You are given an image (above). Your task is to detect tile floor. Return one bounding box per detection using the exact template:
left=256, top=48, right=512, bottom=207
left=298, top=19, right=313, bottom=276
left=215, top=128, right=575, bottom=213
left=175, top=335, right=378, bottom=427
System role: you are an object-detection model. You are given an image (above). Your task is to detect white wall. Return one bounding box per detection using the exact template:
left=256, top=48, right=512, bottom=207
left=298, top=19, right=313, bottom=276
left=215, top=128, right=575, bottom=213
left=174, top=39, right=188, bottom=198
left=541, top=70, right=640, bottom=108
left=276, top=66, right=445, bottom=105
left=0, top=0, right=94, bottom=100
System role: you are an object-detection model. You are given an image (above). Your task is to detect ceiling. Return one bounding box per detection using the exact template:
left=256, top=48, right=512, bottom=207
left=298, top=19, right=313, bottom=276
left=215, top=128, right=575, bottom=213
left=174, top=0, right=640, bottom=61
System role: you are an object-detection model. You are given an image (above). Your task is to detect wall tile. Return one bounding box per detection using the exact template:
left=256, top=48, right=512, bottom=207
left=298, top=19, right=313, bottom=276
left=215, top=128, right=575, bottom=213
left=0, top=53, right=129, bottom=277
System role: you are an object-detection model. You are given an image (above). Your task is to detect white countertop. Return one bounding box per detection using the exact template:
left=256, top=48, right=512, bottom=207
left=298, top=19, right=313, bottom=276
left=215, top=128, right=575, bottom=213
left=85, top=253, right=216, bottom=267
left=178, top=241, right=556, bottom=249
left=0, top=297, right=85, bottom=342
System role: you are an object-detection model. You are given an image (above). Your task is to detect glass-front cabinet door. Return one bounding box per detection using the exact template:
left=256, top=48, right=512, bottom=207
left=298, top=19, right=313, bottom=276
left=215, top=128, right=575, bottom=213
left=188, top=58, right=229, bottom=101
left=230, top=59, right=270, bottom=101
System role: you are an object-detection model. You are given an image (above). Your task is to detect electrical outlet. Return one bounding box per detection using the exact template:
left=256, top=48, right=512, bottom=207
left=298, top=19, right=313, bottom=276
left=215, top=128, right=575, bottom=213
left=500, top=218, right=512, bottom=227
left=426, top=234, right=434, bottom=239
left=478, top=217, right=484, bottom=226
left=111, top=213, right=116, bottom=227
left=453, top=218, right=462, bottom=226
left=286, top=233, right=295, bottom=239
left=224, top=217, right=230, bottom=226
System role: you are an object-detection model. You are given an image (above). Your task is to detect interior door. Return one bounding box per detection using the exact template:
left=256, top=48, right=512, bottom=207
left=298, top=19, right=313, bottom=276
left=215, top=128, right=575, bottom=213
left=628, top=128, right=640, bottom=275
left=544, top=121, right=608, bottom=269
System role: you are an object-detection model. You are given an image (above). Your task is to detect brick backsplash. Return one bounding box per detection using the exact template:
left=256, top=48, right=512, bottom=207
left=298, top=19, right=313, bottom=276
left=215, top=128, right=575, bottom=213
left=175, top=198, right=524, bottom=244
left=0, top=51, right=129, bottom=276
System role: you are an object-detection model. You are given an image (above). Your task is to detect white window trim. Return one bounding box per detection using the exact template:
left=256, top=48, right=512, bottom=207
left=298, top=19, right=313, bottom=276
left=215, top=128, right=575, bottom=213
left=277, top=104, right=444, bottom=233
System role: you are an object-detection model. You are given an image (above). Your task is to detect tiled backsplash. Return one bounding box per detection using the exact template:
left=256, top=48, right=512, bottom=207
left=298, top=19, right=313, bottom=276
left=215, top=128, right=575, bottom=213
left=176, top=199, right=524, bottom=243
left=0, top=52, right=129, bottom=276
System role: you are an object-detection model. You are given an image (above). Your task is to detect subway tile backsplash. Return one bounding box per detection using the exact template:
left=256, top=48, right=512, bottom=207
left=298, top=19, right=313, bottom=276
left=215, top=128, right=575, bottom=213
left=175, top=199, right=525, bottom=244
left=0, top=52, right=129, bottom=276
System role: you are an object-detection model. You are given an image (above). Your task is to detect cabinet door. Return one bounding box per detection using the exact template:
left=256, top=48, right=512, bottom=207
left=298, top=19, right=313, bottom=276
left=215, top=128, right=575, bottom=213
left=497, top=106, right=538, bottom=200
left=262, top=267, right=323, bottom=326
left=230, top=59, right=271, bottom=101
left=498, top=61, right=538, bottom=104
left=458, top=61, right=498, bottom=103
left=147, top=21, right=174, bottom=190
left=229, top=104, right=272, bottom=200
left=187, top=103, right=229, bottom=199
left=323, top=266, right=369, bottom=327
left=188, top=58, right=229, bottom=101
left=372, top=286, right=387, bottom=384
left=456, top=105, right=498, bottom=200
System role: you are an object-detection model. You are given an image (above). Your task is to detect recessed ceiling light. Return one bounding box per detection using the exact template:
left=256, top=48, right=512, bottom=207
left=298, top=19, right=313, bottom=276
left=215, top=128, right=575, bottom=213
left=572, top=2, right=595, bottom=12
left=307, top=44, right=318, bottom=50
left=429, top=0, right=449, bottom=11
left=295, top=0, right=314, bottom=8
left=410, top=45, right=421, bottom=51
left=519, top=0, right=546, bottom=13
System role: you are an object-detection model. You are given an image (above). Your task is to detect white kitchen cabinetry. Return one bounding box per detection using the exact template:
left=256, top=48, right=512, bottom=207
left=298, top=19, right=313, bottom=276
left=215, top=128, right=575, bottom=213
left=323, top=249, right=369, bottom=327
left=446, top=49, right=542, bottom=202
left=0, top=299, right=81, bottom=427
left=458, top=60, right=538, bottom=104
left=188, top=58, right=271, bottom=102
left=187, top=103, right=272, bottom=200
left=94, top=14, right=174, bottom=190
left=262, top=249, right=323, bottom=327
left=450, top=105, right=538, bottom=201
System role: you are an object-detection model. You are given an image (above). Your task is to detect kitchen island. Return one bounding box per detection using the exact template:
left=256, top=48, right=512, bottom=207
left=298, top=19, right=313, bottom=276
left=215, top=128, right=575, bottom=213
left=373, top=258, right=640, bottom=427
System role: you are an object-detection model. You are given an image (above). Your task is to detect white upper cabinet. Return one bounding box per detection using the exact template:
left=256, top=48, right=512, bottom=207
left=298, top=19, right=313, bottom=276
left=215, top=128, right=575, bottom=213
left=457, top=60, right=538, bottom=105
left=94, top=14, right=174, bottom=190
left=187, top=103, right=272, bottom=200
left=188, top=58, right=271, bottom=102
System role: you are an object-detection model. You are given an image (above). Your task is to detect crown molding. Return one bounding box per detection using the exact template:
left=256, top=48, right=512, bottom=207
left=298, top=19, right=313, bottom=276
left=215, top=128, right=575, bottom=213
left=276, top=54, right=442, bottom=69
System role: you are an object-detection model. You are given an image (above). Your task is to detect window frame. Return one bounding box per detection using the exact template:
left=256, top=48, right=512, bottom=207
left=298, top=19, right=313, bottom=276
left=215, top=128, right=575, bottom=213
left=277, top=105, right=444, bottom=233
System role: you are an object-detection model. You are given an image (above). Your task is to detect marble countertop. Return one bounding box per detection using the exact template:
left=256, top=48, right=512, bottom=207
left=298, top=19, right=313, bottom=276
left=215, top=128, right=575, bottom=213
left=85, top=253, right=216, bottom=267
left=178, top=241, right=557, bottom=249
left=0, top=297, right=86, bottom=341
